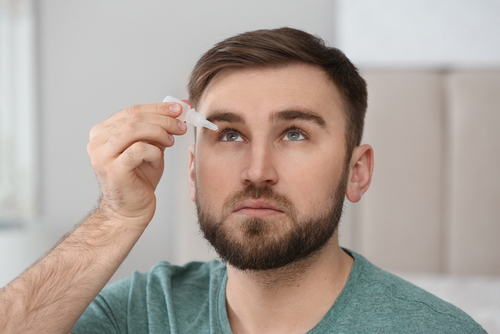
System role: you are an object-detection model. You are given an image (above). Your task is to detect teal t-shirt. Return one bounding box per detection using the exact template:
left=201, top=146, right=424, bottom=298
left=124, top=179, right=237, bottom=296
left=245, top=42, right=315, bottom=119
left=71, top=250, right=486, bottom=333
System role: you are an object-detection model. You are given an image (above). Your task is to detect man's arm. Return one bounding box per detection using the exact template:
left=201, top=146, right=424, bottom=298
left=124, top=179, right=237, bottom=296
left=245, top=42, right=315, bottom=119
left=0, top=102, right=187, bottom=333
left=0, top=209, right=145, bottom=333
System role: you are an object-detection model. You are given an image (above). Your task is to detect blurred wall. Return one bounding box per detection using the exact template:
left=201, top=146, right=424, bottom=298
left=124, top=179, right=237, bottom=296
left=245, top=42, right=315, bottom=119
left=336, top=0, right=500, bottom=66
left=338, top=70, right=500, bottom=275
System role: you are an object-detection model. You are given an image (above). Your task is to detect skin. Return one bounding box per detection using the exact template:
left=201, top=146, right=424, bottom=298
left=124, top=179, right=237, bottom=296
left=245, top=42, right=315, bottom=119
left=190, top=64, right=374, bottom=333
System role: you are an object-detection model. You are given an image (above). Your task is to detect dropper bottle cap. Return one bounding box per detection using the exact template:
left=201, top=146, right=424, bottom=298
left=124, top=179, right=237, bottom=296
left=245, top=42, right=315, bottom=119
left=162, top=96, right=218, bottom=131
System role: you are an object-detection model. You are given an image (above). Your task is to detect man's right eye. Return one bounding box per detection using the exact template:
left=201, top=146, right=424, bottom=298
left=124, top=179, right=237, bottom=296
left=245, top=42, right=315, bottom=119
left=219, top=130, right=243, bottom=142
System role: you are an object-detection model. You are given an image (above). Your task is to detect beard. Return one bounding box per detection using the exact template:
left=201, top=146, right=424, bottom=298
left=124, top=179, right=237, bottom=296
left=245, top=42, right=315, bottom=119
left=196, top=164, right=349, bottom=271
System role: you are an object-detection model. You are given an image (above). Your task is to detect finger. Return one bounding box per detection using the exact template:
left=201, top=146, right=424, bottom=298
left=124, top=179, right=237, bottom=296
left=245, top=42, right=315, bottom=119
left=89, top=115, right=188, bottom=163
left=104, top=114, right=186, bottom=142
left=104, top=122, right=175, bottom=157
left=90, top=103, right=186, bottom=140
left=118, top=142, right=163, bottom=172
left=103, top=103, right=183, bottom=127
left=123, top=112, right=187, bottom=136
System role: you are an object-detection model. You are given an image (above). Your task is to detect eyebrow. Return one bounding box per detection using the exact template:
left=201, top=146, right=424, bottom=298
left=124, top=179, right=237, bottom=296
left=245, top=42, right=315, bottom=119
left=270, top=109, right=327, bottom=128
left=204, top=108, right=327, bottom=130
left=206, top=111, right=246, bottom=125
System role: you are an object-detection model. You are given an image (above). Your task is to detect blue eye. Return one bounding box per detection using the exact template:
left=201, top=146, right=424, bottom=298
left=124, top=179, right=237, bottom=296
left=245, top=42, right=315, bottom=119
left=284, top=130, right=305, bottom=141
left=222, top=132, right=243, bottom=142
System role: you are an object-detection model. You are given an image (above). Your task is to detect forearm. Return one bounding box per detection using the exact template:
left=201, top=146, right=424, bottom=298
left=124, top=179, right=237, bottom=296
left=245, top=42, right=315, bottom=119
left=0, top=208, right=145, bottom=334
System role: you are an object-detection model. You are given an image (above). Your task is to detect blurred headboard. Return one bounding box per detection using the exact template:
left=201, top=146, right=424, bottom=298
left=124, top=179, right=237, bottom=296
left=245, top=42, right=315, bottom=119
left=339, top=70, right=500, bottom=275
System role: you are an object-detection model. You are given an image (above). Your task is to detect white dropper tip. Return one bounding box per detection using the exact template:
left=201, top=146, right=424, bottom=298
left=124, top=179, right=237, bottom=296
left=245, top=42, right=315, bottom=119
left=203, top=120, right=219, bottom=132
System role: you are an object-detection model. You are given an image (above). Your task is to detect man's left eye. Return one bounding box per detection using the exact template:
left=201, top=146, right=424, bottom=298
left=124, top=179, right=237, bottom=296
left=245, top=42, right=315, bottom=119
left=284, top=131, right=305, bottom=141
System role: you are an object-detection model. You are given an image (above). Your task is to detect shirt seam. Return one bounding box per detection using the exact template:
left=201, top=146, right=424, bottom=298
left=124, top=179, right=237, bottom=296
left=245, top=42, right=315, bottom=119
left=217, top=269, right=232, bottom=334
left=467, top=325, right=486, bottom=334
left=359, top=277, right=479, bottom=327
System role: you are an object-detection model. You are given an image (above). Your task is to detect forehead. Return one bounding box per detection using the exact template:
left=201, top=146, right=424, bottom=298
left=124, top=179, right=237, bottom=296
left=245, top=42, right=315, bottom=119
left=197, top=64, right=345, bottom=126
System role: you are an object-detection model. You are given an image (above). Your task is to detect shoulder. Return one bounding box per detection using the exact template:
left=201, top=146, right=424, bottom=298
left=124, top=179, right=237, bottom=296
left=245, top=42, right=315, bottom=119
left=102, top=259, right=227, bottom=298
left=72, top=260, right=227, bottom=333
left=342, top=250, right=486, bottom=333
left=145, top=259, right=227, bottom=292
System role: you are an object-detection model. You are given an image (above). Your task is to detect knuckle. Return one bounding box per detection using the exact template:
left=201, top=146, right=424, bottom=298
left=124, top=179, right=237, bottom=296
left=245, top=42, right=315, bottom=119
left=124, top=122, right=140, bottom=136
left=130, top=113, right=144, bottom=123
left=166, top=115, right=177, bottom=127
left=132, top=142, right=147, bottom=155
left=89, top=125, right=98, bottom=139
left=87, top=135, right=104, bottom=155
left=127, top=104, right=141, bottom=115
left=161, top=116, right=177, bottom=132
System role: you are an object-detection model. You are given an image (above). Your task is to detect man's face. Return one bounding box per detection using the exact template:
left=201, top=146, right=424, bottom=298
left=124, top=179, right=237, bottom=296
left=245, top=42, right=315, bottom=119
left=189, top=64, right=350, bottom=271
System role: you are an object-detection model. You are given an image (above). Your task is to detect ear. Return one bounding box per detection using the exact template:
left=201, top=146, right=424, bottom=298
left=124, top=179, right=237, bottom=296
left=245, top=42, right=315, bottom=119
left=345, top=144, right=374, bottom=203
left=189, top=144, right=196, bottom=202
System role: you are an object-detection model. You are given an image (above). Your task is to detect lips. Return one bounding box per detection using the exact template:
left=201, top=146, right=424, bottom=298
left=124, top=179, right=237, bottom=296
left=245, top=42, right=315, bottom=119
left=232, top=199, right=284, bottom=215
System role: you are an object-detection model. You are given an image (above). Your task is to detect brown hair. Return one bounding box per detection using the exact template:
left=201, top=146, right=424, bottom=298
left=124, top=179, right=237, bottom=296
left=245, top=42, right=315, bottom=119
left=188, top=27, right=367, bottom=155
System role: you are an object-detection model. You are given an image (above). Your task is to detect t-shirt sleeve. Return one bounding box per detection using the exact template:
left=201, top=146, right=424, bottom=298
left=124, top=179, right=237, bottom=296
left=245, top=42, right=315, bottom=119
left=71, top=294, right=121, bottom=333
left=71, top=277, right=132, bottom=334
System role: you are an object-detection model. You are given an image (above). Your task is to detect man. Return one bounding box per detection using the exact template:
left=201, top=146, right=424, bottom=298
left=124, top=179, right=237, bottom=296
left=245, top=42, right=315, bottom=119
left=0, top=28, right=485, bottom=333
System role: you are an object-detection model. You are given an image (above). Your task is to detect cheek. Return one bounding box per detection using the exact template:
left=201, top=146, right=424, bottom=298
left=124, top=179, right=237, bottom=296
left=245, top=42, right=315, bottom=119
left=277, top=150, right=345, bottom=213
left=195, top=152, right=240, bottom=207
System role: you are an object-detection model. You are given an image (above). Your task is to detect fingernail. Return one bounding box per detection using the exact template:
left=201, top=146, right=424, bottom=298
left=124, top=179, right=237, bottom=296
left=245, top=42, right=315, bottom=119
left=169, top=134, right=174, bottom=142
left=178, top=121, right=187, bottom=131
left=169, top=104, right=181, bottom=115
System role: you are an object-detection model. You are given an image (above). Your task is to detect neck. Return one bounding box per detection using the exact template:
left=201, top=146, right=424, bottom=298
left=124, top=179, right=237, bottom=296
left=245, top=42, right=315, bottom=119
left=225, top=234, right=354, bottom=334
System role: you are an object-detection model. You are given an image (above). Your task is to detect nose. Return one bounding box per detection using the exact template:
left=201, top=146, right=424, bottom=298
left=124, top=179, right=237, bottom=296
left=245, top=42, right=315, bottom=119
left=241, top=140, right=278, bottom=186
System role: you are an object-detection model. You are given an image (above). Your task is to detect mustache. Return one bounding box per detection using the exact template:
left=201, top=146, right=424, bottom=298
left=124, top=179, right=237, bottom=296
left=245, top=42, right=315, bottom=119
left=222, top=183, right=297, bottom=217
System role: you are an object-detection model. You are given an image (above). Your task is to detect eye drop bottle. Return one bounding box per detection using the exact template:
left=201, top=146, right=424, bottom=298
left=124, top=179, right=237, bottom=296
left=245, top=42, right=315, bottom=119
left=163, top=96, right=218, bottom=132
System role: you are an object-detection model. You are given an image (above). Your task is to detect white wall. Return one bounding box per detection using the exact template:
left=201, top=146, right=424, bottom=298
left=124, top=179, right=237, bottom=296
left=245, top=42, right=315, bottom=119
left=336, top=0, right=500, bottom=67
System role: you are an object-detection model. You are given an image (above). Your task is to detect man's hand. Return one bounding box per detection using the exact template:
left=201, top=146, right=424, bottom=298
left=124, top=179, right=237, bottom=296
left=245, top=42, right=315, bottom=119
left=0, top=101, right=188, bottom=334
left=88, top=102, right=187, bottom=226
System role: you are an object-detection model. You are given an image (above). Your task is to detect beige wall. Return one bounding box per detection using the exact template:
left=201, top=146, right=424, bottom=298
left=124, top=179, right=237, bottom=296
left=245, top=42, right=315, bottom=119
left=339, top=70, right=500, bottom=275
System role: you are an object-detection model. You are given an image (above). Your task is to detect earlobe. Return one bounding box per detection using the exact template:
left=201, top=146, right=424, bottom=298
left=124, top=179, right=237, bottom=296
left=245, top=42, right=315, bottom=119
left=189, top=145, right=196, bottom=202
left=345, top=144, right=374, bottom=203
